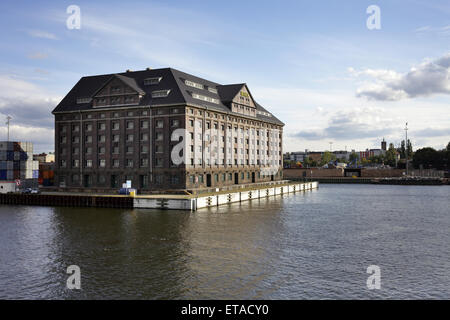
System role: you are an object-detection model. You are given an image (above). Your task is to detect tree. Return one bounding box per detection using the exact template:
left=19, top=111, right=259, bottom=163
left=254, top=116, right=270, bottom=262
left=369, top=155, right=384, bottom=164
left=446, top=141, right=450, bottom=152
left=412, top=147, right=439, bottom=169
left=385, top=143, right=397, bottom=167
left=349, top=152, right=359, bottom=165
left=320, top=151, right=336, bottom=166
left=400, top=139, right=413, bottom=159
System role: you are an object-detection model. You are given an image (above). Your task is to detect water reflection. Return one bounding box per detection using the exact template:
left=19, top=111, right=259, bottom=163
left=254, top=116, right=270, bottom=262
left=0, top=186, right=449, bottom=299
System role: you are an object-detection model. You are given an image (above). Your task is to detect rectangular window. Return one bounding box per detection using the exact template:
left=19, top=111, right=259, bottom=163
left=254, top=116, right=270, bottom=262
left=141, top=120, right=148, bottom=129
left=156, top=120, right=164, bottom=128
left=192, top=93, right=219, bottom=104
left=112, top=122, right=119, bottom=130
left=98, top=123, right=106, bottom=130
left=126, top=121, right=134, bottom=129
left=185, top=79, right=204, bottom=89
left=113, top=159, right=119, bottom=167
left=86, top=160, right=92, bottom=168
left=144, top=77, right=162, bottom=85
left=152, top=89, right=171, bottom=98
left=140, top=175, right=149, bottom=188
left=99, top=159, right=106, bottom=168
left=208, top=87, right=218, bottom=94
left=140, top=158, right=148, bottom=167
left=127, top=134, right=134, bottom=142
left=141, top=133, right=148, bottom=141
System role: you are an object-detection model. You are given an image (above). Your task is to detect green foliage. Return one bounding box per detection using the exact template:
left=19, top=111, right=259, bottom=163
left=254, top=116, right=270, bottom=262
left=384, top=143, right=397, bottom=167
left=412, top=147, right=439, bottom=169
left=349, top=152, right=359, bottom=163
left=320, top=151, right=336, bottom=166
left=400, top=139, right=413, bottom=159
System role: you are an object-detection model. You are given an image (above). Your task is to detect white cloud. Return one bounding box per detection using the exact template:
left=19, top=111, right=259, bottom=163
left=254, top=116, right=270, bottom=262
left=353, top=52, right=450, bottom=101
left=0, top=76, right=61, bottom=126
left=293, top=106, right=400, bottom=141
left=0, top=125, right=53, bottom=153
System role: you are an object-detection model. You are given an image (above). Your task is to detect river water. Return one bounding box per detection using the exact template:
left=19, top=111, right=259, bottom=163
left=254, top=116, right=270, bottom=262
left=0, top=184, right=449, bottom=299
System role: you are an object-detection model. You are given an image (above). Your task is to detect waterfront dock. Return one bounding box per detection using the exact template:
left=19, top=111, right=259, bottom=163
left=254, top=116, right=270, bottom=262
left=0, top=181, right=319, bottom=211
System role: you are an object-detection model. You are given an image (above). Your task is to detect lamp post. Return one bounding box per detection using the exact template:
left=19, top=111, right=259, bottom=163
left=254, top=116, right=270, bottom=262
left=405, top=122, right=408, bottom=176
left=6, top=116, right=12, bottom=141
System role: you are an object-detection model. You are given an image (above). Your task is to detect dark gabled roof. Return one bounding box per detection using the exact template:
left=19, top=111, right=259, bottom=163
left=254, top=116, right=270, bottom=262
left=217, top=84, right=245, bottom=104
left=115, top=74, right=146, bottom=95
left=52, top=67, right=284, bottom=126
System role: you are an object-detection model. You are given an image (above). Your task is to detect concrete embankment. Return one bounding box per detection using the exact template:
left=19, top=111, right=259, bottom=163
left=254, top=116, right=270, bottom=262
left=0, top=181, right=319, bottom=211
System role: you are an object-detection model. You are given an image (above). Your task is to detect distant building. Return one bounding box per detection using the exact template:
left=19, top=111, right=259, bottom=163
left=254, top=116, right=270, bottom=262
left=289, top=151, right=308, bottom=162
left=381, top=138, right=387, bottom=151
left=34, top=152, right=55, bottom=163
left=333, top=150, right=350, bottom=161
left=358, top=149, right=385, bottom=160
left=308, top=152, right=323, bottom=163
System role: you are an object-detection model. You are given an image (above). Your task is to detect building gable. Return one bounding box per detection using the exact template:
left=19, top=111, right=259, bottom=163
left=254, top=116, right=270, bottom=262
left=91, top=74, right=145, bottom=108
left=230, top=84, right=257, bottom=117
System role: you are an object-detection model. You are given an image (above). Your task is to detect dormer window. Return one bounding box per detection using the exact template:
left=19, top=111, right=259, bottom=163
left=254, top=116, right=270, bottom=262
left=185, top=80, right=204, bottom=90
left=192, top=93, right=219, bottom=104
left=208, top=87, right=218, bottom=94
left=76, top=97, right=92, bottom=104
left=152, top=89, right=171, bottom=98
left=144, top=77, right=162, bottom=85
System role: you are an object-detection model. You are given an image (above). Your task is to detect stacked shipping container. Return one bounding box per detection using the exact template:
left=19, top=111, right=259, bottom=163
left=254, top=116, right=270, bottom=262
left=38, top=162, right=55, bottom=186
left=0, top=141, right=39, bottom=183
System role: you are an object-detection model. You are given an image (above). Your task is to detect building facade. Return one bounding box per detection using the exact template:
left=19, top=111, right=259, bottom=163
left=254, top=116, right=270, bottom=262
left=52, top=68, right=284, bottom=192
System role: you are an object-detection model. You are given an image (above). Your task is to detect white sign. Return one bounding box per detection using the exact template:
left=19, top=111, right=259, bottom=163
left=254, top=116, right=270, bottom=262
left=126, top=180, right=132, bottom=188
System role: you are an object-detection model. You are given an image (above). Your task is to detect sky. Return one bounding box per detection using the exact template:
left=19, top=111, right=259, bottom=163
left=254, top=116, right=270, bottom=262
left=0, top=0, right=449, bottom=153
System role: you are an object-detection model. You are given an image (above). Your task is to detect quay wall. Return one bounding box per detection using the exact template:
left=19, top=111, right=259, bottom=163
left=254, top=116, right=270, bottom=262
left=0, top=182, right=319, bottom=211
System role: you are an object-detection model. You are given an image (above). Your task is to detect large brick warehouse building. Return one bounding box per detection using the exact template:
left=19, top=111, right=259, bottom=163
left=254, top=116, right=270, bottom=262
left=52, top=67, right=284, bottom=192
